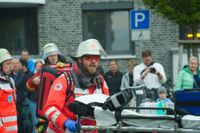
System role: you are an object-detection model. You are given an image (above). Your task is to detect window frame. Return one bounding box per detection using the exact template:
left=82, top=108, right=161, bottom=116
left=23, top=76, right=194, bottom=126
left=82, top=2, right=135, bottom=56
left=0, top=8, right=38, bottom=55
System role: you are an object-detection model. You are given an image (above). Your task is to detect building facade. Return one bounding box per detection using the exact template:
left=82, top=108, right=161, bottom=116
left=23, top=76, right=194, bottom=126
left=0, top=0, right=179, bottom=80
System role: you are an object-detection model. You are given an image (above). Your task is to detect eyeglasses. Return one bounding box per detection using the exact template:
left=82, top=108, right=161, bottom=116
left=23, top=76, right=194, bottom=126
left=84, top=55, right=100, bottom=62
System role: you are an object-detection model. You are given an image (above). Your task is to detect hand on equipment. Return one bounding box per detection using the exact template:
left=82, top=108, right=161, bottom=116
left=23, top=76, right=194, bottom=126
left=64, top=119, right=77, bottom=133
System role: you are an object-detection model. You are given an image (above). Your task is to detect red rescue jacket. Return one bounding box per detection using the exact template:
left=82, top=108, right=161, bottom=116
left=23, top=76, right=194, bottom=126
left=0, top=74, right=18, bottom=133
left=44, top=63, right=109, bottom=133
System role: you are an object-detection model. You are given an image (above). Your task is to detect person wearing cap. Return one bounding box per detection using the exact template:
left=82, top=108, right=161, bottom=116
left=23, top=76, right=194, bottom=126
left=0, top=48, right=18, bottom=133
left=44, top=39, right=109, bottom=133
left=157, top=86, right=172, bottom=103
left=156, top=86, right=173, bottom=115
left=26, top=43, right=67, bottom=133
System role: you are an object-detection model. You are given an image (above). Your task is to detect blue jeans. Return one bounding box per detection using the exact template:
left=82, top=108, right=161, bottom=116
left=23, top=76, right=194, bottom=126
left=28, top=99, right=38, bottom=133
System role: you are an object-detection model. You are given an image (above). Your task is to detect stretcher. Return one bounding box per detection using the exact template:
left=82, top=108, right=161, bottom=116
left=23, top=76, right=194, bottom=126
left=73, top=93, right=200, bottom=133
left=77, top=107, right=200, bottom=133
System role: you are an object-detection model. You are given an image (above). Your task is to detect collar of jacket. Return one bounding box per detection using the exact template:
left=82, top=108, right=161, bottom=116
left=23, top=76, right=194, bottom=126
left=0, top=72, right=10, bottom=82
left=182, top=65, right=200, bottom=75
left=108, top=70, right=121, bottom=76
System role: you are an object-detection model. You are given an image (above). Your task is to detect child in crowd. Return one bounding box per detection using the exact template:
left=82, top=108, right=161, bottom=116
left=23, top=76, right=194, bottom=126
left=157, top=86, right=173, bottom=103
left=156, top=86, right=173, bottom=115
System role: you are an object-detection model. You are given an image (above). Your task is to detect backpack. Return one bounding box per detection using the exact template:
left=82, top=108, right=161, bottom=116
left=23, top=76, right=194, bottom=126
left=37, top=63, right=73, bottom=119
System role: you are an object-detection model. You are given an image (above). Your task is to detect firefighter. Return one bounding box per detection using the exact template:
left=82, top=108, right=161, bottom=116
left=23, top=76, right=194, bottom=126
left=26, top=43, right=67, bottom=133
left=0, top=48, right=18, bottom=133
left=44, top=39, right=109, bottom=133
left=27, top=43, right=67, bottom=91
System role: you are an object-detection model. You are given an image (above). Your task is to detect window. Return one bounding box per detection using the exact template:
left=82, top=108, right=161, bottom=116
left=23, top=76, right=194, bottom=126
left=82, top=2, right=134, bottom=55
left=0, top=8, right=38, bottom=55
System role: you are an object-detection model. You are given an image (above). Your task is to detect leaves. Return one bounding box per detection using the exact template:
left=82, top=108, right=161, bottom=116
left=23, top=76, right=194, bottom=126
left=143, top=0, right=200, bottom=29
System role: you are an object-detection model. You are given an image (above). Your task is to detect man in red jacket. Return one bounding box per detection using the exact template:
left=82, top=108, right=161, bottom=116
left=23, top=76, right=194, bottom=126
left=44, top=39, right=109, bottom=133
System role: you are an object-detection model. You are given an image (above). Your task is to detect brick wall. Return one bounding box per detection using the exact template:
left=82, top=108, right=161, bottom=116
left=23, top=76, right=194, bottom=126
left=37, top=0, right=179, bottom=79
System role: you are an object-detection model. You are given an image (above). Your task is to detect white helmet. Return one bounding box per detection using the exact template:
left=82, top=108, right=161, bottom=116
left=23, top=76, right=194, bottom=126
left=75, top=39, right=106, bottom=58
left=43, top=43, right=60, bottom=59
left=0, top=48, right=12, bottom=64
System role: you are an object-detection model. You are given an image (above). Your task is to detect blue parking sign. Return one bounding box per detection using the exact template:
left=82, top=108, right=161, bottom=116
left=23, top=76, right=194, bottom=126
left=130, top=10, right=150, bottom=30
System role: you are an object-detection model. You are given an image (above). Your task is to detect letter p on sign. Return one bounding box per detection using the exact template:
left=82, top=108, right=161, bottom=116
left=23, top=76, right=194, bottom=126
left=130, top=10, right=150, bottom=30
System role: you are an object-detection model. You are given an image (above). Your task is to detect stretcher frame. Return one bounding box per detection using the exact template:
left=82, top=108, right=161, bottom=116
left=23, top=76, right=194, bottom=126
left=77, top=107, right=200, bottom=133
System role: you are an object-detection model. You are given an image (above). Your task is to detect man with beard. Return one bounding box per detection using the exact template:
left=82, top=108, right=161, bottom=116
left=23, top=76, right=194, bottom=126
left=44, top=39, right=109, bottom=133
left=134, top=50, right=167, bottom=100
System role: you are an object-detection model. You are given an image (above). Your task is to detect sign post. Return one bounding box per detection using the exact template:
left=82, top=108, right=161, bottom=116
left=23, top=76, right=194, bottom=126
left=130, top=10, right=150, bottom=41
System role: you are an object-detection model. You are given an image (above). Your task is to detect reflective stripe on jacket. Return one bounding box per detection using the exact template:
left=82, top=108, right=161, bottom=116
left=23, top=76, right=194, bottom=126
left=0, top=75, right=18, bottom=133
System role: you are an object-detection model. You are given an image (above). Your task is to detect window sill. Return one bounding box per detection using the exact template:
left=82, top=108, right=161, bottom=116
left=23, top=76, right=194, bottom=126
left=101, top=55, right=136, bottom=60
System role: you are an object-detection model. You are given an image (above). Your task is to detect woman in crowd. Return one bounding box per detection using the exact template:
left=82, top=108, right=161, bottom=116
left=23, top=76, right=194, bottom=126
left=120, top=59, right=137, bottom=90
left=174, top=56, right=200, bottom=91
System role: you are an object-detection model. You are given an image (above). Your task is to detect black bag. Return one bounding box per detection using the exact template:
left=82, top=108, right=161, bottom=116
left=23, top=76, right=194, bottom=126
left=102, top=88, right=133, bottom=111
left=37, top=63, right=73, bottom=118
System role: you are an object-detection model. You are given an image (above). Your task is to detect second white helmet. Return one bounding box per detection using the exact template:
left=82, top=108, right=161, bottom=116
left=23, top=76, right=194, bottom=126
left=43, top=43, right=60, bottom=59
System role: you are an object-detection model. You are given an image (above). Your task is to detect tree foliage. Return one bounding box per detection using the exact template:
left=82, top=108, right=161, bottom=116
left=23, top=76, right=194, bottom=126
left=143, top=0, right=200, bottom=31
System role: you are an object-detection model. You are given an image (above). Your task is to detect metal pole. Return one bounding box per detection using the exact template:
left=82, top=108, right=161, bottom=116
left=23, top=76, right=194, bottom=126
left=186, top=45, right=190, bottom=62
left=80, top=125, right=199, bottom=133
left=139, top=31, right=144, bottom=51
left=178, top=43, right=183, bottom=71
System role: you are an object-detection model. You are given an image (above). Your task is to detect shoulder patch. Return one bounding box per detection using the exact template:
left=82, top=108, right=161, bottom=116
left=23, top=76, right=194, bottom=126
left=54, top=83, right=63, bottom=91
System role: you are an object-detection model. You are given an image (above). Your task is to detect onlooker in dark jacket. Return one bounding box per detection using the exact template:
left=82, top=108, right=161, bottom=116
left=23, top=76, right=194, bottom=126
left=21, top=49, right=35, bottom=73
left=104, top=60, right=123, bottom=95
left=15, top=59, right=33, bottom=106
left=15, top=59, right=34, bottom=133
